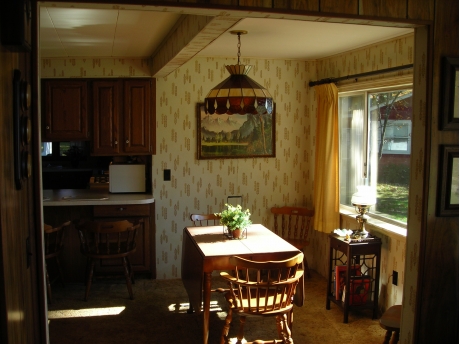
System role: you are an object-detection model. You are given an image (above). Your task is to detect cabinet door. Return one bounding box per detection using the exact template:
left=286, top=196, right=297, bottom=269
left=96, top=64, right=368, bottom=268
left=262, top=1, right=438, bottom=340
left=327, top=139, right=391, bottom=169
left=42, top=80, right=89, bottom=141
left=123, top=79, right=151, bottom=154
left=92, top=80, right=121, bottom=155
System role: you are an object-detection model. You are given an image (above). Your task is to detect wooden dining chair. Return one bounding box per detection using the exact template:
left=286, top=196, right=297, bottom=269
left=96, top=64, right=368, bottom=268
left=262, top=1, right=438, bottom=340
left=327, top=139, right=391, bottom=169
left=44, top=220, right=72, bottom=304
left=379, top=305, right=402, bottom=344
left=190, top=213, right=221, bottom=226
left=271, top=206, right=314, bottom=278
left=190, top=213, right=223, bottom=295
left=76, top=219, right=141, bottom=301
left=218, top=252, right=304, bottom=344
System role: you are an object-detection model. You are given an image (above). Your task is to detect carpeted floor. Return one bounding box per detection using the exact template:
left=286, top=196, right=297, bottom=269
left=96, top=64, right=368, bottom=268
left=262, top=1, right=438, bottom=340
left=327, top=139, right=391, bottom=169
left=47, top=271, right=385, bottom=343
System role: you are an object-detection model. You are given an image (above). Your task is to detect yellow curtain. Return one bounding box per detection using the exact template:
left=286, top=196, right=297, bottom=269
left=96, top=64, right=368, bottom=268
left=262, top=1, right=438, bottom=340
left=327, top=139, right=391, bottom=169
left=313, top=83, right=340, bottom=232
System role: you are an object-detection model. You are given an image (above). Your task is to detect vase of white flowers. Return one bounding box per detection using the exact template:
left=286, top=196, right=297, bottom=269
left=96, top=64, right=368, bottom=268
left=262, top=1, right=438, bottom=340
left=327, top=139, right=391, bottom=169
left=215, top=204, right=252, bottom=239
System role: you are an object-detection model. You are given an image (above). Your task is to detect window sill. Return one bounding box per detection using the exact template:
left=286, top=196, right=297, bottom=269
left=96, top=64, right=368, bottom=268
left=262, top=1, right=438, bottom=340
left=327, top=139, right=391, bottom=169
left=339, top=206, right=407, bottom=239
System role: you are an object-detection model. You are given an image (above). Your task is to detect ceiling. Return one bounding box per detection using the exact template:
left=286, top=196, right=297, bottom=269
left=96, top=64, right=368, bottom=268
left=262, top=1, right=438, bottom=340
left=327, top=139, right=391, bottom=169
left=39, top=5, right=413, bottom=68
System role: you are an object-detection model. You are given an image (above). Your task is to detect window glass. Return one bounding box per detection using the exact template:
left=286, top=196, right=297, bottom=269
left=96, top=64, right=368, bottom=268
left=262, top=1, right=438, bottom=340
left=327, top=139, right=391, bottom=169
left=339, top=88, right=412, bottom=224
left=41, top=142, right=52, bottom=156
left=41, top=142, right=87, bottom=158
left=60, top=142, right=72, bottom=156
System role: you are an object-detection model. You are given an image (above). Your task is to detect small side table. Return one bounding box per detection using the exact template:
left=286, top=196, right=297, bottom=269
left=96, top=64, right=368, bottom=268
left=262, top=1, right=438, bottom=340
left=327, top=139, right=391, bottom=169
left=326, top=233, right=382, bottom=323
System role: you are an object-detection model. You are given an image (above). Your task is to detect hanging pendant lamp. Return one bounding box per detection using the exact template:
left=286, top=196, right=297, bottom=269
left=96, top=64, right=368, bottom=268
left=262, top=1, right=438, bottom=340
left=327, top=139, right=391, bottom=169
left=204, top=30, right=273, bottom=115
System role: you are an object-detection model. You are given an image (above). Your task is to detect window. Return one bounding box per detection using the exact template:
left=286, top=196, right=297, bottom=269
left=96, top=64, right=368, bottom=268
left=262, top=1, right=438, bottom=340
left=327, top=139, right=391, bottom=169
left=41, top=142, right=87, bottom=159
left=339, top=87, right=413, bottom=224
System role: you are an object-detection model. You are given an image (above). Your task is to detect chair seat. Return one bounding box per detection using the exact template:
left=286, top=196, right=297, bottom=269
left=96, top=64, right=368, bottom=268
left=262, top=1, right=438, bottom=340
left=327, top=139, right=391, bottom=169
left=83, top=242, right=136, bottom=258
left=379, top=305, right=401, bottom=344
left=45, top=243, right=63, bottom=259
left=379, top=305, right=402, bottom=330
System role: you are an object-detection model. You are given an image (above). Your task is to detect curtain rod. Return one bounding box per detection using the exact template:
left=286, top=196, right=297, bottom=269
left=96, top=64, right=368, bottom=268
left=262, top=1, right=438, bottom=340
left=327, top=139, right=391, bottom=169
left=308, top=64, right=413, bottom=87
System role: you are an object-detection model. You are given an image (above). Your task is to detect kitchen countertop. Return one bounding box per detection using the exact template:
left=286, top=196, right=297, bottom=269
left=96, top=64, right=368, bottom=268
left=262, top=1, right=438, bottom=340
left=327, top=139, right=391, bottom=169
left=43, top=189, right=154, bottom=206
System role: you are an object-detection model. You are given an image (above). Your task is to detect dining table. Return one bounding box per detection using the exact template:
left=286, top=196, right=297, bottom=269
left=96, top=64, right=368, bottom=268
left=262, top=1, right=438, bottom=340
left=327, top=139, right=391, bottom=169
left=181, top=223, right=304, bottom=344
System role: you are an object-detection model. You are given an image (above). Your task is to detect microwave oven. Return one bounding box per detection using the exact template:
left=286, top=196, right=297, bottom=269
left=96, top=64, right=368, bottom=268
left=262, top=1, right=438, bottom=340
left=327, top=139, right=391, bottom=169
left=109, top=164, right=146, bottom=193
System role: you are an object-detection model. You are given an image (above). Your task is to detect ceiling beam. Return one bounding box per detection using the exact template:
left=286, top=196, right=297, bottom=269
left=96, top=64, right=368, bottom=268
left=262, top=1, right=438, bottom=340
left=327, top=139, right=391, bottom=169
left=152, top=15, right=241, bottom=78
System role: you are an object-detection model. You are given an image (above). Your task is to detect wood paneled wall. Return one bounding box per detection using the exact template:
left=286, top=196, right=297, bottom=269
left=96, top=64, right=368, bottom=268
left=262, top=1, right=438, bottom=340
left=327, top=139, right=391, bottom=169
left=417, top=0, right=459, bottom=343
left=0, top=44, right=40, bottom=344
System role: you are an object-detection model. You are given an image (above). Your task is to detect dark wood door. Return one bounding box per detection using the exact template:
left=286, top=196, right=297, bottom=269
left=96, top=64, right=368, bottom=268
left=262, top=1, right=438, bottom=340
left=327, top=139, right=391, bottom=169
left=123, top=79, right=151, bottom=154
left=42, top=79, right=89, bottom=141
left=92, top=80, right=121, bottom=155
left=0, top=50, right=43, bottom=342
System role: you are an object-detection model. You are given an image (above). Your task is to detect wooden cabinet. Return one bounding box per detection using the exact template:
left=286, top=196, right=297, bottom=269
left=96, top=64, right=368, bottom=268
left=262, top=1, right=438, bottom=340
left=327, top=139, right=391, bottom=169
left=92, top=80, right=121, bottom=155
left=93, top=203, right=154, bottom=276
left=92, top=79, right=153, bottom=156
left=42, top=79, right=89, bottom=141
left=123, top=79, right=152, bottom=155
left=42, top=78, right=155, bottom=155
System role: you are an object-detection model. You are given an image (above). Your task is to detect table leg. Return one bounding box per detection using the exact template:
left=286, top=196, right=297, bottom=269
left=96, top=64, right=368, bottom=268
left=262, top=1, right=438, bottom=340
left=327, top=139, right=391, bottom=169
left=203, top=271, right=212, bottom=344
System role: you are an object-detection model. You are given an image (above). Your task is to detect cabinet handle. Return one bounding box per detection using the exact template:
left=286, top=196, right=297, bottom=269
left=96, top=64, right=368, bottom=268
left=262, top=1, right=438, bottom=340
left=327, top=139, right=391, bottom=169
left=126, top=140, right=129, bottom=144
left=114, top=140, right=118, bottom=145
left=46, top=125, right=50, bottom=130
left=118, top=207, right=125, bottom=211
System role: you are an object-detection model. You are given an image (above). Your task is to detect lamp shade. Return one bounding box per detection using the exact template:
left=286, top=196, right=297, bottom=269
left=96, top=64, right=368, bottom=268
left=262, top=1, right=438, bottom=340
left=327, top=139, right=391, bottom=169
left=351, top=185, right=376, bottom=206
left=204, top=64, right=273, bottom=115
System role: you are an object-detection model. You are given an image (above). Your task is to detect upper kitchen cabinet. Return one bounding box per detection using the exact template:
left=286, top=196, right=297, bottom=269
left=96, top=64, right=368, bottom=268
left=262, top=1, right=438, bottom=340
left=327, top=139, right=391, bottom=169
left=92, top=80, right=121, bottom=155
left=42, top=80, right=89, bottom=141
left=92, top=78, right=154, bottom=156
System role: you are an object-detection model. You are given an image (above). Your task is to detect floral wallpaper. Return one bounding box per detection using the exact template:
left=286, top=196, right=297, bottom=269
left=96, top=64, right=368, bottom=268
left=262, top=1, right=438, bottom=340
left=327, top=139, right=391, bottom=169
left=40, top=33, right=415, bottom=318
left=153, top=56, right=316, bottom=279
left=41, top=57, right=151, bottom=78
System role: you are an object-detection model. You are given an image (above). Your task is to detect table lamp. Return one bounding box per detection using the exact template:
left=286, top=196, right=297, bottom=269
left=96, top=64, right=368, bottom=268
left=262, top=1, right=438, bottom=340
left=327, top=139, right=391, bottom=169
left=351, top=185, right=376, bottom=234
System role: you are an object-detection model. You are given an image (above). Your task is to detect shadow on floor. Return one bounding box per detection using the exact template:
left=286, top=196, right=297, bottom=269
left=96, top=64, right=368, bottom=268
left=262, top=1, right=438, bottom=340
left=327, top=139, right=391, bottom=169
left=48, top=271, right=384, bottom=344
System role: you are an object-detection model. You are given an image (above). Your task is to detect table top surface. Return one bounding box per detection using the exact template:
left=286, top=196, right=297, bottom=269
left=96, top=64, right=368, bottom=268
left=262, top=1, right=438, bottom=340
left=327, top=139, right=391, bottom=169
left=185, top=224, right=299, bottom=258
left=329, top=232, right=382, bottom=245
left=42, top=189, right=155, bottom=206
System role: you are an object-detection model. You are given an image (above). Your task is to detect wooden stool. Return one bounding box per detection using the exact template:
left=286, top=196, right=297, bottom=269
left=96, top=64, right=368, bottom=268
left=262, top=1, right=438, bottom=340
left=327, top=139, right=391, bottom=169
left=379, top=305, right=402, bottom=344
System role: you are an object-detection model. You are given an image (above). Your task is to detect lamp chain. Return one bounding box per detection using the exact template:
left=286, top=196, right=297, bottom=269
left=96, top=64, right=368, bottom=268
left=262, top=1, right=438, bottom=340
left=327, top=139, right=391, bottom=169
left=237, top=32, right=241, bottom=65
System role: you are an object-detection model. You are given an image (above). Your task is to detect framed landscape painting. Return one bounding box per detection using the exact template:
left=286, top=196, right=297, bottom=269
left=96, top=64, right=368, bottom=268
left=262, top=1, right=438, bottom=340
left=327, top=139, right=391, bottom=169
left=196, top=103, right=275, bottom=160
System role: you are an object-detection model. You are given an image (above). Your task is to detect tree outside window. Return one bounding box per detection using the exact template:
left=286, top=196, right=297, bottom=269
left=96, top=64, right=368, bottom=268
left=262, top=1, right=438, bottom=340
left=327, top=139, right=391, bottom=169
left=339, top=88, right=413, bottom=224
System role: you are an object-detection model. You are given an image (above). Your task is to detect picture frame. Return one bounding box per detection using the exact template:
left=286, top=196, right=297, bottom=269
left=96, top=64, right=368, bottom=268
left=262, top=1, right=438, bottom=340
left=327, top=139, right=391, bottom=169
left=196, top=103, right=275, bottom=160
left=439, top=57, right=459, bottom=130
left=437, top=145, right=459, bottom=217
left=0, top=0, right=32, bottom=52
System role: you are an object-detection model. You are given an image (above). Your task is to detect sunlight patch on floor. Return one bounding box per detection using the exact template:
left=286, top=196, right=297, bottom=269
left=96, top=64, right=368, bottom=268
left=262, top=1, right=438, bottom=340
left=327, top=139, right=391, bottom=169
left=168, top=300, right=223, bottom=313
left=228, top=338, right=247, bottom=344
left=48, top=306, right=125, bottom=319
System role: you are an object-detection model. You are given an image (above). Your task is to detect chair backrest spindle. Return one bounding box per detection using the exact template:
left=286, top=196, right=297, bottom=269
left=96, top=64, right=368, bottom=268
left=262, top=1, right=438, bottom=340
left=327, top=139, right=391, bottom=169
left=77, top=219, right=141, bottom=257
left=221, top=253, right=304, bottom=315
left=271, top=206, right=314, bottom=243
